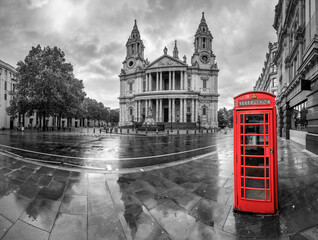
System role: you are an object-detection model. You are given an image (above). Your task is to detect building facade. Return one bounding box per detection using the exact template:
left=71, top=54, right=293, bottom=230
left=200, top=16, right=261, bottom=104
left=273, top=0, right=318, bottom=153
left=0, top=59, right=17, bottom=129
left=254, top=42, right=278, bottom=95
left=119, top=13, right=219, bottom=129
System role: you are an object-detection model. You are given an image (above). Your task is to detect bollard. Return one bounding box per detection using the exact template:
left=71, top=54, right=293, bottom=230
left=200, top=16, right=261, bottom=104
left=177, top=129, right=179, bottom=134
left=127, top=128, right=129, bottom=134
left=120, top=127, right=122, bottom=133
left=167, top=129, right=169, bottom=135
left=93, top=128, right=95, bottom=133
left=100, top=128, right=102, bottom=133
left=69, top=127, right=71, bottom=132
left=186, top=129, right=188, bottom=134
left=135, top=128, right=138, bottom=134
left=145, top=128, right=148, bottom=134
left=156, top=128, right=158, bottom=134
left=194, top=129, right=197, bottom=134
left=110, top=128, right=113, bottom=134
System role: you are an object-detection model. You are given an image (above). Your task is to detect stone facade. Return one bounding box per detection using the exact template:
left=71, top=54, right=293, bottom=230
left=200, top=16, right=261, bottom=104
left=119, top=13, right=219, bottom=129
left=273, top=0, right=318, bottom=154
left=254, top=42, right=278, bottom=95
left=0, top=59, right=17, bottom=129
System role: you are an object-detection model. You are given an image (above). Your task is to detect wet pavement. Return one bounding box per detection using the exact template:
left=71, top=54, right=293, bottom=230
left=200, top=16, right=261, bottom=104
left=0, top=130, right=317, bottom=239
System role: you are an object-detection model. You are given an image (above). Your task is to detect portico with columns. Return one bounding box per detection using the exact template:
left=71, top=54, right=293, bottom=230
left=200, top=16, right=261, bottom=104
left=119, top=13, right=219, bottom=128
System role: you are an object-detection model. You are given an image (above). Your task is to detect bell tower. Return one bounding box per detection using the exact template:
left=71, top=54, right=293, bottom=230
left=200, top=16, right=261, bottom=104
left=123, top=20, right=145, bottom=71
left=191, top=12, right=215, bottom=68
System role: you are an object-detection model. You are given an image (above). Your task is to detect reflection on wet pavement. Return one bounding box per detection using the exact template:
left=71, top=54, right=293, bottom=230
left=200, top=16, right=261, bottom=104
left=0, top=131, right=317, bottom=239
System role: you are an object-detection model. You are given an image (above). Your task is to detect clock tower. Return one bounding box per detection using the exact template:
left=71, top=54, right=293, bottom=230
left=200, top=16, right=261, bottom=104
left=191, top=12, right=216, bottom=69
left=123, top=20, right=145, bottom=73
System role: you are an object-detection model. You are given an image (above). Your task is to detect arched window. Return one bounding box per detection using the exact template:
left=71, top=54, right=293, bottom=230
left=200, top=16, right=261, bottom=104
left=202, top=107, right=207, bottom=116
left=202, top=38, right=206, bottom=48
left=129, top=108, right=133, bottom=115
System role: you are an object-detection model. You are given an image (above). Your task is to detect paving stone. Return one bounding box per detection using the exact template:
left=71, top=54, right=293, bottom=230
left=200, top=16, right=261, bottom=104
left=65, top=178, right=88, bottom=196
left=50, top=213, right=87, bottom=240
left=2, top=220, right=49, bottom=240
left=0, top=193, right=32, bottom=222
left=59, top=195, right=87, bottom=214
left=0, top=214, right=13, bottom=239
left=20, top=197, right=61, bottom=232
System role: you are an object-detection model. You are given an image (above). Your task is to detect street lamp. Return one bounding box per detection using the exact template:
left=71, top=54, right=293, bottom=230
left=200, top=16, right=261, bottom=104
left=170, top=115, right=173, bottom=132
left=198, top=115, right=201, bottom=132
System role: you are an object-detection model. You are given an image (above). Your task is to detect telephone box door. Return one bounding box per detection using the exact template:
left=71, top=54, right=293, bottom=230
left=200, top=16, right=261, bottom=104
left=235, top=110, right=276, bottom=213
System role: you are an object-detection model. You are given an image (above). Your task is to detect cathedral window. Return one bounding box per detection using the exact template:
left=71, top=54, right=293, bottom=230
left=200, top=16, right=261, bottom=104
left=129, top=108, right=133, bottom=115
left=202, top=107, right=207, bottom=116
left=203, top=79, right=207, bottom=88
left=203, top=38, right=206, bottom=48
left=128, top=83, right=133, bottom=92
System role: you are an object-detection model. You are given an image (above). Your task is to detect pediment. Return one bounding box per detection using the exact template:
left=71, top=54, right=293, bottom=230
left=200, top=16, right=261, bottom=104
left=146, top=55, right=187, bottom=69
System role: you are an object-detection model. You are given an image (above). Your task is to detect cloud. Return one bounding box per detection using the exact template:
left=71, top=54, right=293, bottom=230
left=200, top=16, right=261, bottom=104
left=0, top=0, right=277, bottom=110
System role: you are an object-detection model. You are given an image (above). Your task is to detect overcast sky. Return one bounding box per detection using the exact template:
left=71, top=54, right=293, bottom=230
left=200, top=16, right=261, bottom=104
left=0, top=0, right=277, bottom=110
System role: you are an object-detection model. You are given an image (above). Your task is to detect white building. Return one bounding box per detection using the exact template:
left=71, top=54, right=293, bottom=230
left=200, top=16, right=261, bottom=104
left=119, top=13, right=220, bottom=129
left=0, top=59, right=17, bottom=129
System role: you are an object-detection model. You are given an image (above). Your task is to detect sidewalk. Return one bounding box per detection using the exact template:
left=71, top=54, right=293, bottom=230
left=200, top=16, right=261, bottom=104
left=0, top=136, right=317, bottom=239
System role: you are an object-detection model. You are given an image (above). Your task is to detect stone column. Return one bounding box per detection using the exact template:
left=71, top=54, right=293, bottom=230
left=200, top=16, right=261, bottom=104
left=191, top=99, right=195, bottom=122
left=149, top=73, right=152, bottom=91
left=195, top=99, right=199, bottom=122
left=172, top=71, right=175, bottom=90
left=184, top=71, right=188, bottom=90
left=169, top=71, right=171, bottom=90
left=159, top=99, right=163, bottom=122
left=145, top=99, right=148, bottom=117
left=145, top=74, right=148, bottom=91
left=137, top=100, right=141, bottom=122
left=184, top=99, right=187, bottom=123
left=181, top=71, right=184, bottom=90
left=172, top=98, right=175, bottom=122
left=156, top=72, right=159, bottom=91
left=169, top=98, right=172, bottom=122
left=180, top=98, right=183, bottom=122
left=160, top=72, right=163, bottom=91
left=156, top=99, right=159, bottom=122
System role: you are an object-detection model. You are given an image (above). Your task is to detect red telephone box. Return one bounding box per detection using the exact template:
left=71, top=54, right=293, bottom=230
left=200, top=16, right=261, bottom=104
left=233, top=91, right=278, bottom=214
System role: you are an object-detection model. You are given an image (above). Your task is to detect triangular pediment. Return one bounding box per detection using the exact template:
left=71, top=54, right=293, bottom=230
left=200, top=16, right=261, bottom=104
left=146, top=55, right=187, bottom=69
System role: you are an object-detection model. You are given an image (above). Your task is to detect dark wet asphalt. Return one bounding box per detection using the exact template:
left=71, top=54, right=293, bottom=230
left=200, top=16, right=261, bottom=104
left=0, top=130, right=318, bottom=239
left=0, top=130, right=227, bottom=169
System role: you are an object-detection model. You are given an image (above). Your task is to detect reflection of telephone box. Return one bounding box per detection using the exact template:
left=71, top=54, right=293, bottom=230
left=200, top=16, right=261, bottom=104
left=233, top=91, right=278, bottom=214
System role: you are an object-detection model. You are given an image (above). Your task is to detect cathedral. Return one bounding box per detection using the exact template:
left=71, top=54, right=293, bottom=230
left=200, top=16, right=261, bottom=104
left=118, top=13, right=219, bottom=129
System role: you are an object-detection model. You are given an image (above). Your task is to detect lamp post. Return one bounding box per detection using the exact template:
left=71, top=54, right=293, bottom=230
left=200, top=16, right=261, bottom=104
left=170, top=115, right=173, bottom=132
left=198, top=115, right=201, bottom=132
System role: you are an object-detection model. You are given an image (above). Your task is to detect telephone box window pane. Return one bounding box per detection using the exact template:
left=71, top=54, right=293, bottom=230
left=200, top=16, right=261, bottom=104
left=241, top=126, right=244, bottom=134
left=241, top=167, right=244, bottom=176
left=241, top=188, right=244, bottom=198
left=245, top=125, right=264, bottom=134
left=246, top=189, right=265, bottom=200
left=265, top=114, right=268, bottom=123
left=240, top=115, right=244, bottom=123
left=245, top=136, right=264, bottom=145
left=266, top=168, right=269, bottom=177
left=266, top=179, right=269, bottom=188
left=245, top=179, right=265, bottom=188
left=245, top=114, right=264, bottom=123
left=245, top=168, right=265, bottom=177
left=265, top=125, right=268, bottom=134
left=267, top=191, right=270, bottom=201
left=245, top=146, right=264, bottom=155
left=241, top=178, right=244, bottom=187
left=241, top=136, right=244, bottom=144
left=241, top=157, right=244, bottom=165
left=266, top=157, right=269, bottom=166
left=266, top=136, right=269, bottom=145
left=241, top=146, right=244, bottom=155
left=245, top=157, right=264, bottom=166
